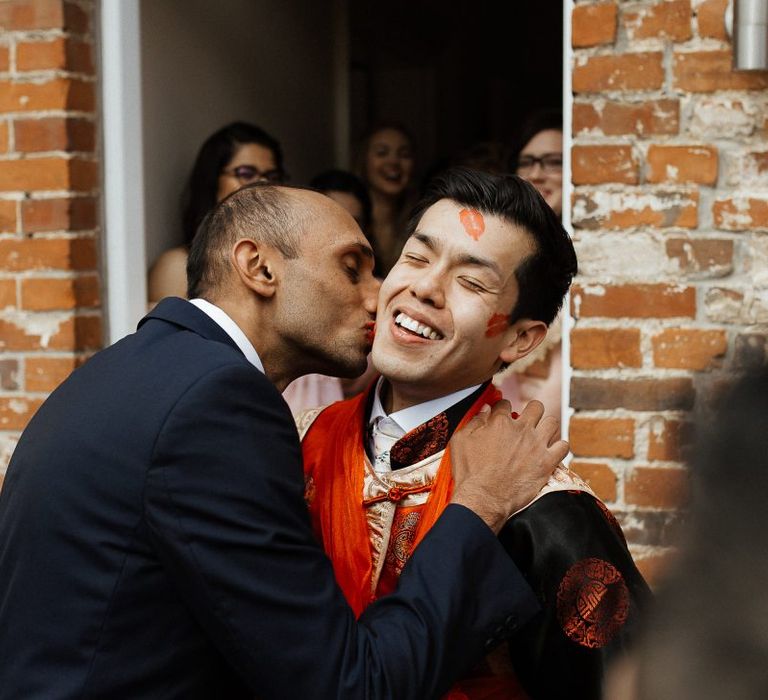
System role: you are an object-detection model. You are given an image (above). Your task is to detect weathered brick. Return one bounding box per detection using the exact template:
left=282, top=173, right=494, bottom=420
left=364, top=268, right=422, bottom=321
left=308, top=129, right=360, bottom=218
left=713, top=197, right=768, bottom=231
left=0, top=279, right=15, bottom=308
left=615, top=510, right=685, bottom=548
left=22, top=197, right=97, bottom=232
left=572, top=283, right=696, bottom=319
left=25, top=355, right=77, bottom=392
left=49, top=314, right=102, bottom=351
left=571, top=377, right=695, bottom=410
left=573, top=2, right=617, bottom=47
left=0, top=79, right=95, bottom=113
left=0, top=358, right=19, bottom=390
left=646, top=144, right=718, bottom=185
left=625, top=466, right=690, bottom=508
left=15, top=118, right=96, bottom=153
left=0, top=237, right=97, bottom=271
left=696, top=0, right=728, bottom=40
left=652, top=328, right=727, bottom=370
left=0, top=46, right=9, bottom=73
left=0, top=121, right=8, bottom=154
left=703, top=287, right=746, bottom=323
left=725, top=150, right=768, bottom=188
left=0, top=199, right=16, bottom=233
left=571, top=327, right=642, bottom=368
left=20, top=274, right=99, bottom=311
left=674, top=50, right=768, bottom=92
left=571, top=461, right=618, bottom=502
left=572, top=188, right=698, bottom=229
left=572, top=145, right=638, bottom=185
left=0, top=396, right=43, bottom=430
left=63, top=1, right=89, bottom=33
left=573, top=52, right=664, bottom=93
left=733, top=333, right=768, bottom=371
left=688, top=97, right=761, bottom=138
left=665, top=237, right=733, bottom=278
left=647, top=416, right=691, bottom=462
left=0, top=158, right=96, bottom=193
left=0, top=0, right=65, bottom=30
left=16, top=38, right=93, bottom=73
left=570, top=417, right=635, bottom=458
left=623, top=0, right=692, bottom=41
left=573, top=99, right=679, bottom=136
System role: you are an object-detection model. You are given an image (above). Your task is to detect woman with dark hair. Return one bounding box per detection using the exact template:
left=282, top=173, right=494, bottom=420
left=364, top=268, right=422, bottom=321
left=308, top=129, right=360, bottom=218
left=356, top=124, right=416, bottom=275
left=495, top=110, right=564, bottom=421
left=147, top=122, right=285, bottom=304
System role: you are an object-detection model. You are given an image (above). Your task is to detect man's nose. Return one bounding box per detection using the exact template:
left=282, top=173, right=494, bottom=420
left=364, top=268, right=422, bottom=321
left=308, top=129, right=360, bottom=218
left=363, top=276, right=381, bottom=315
left=410, top=269, right=445, bottom=308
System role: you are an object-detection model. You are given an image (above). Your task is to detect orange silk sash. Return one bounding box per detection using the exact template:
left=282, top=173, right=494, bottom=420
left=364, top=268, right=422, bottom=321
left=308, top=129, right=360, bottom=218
left=302, top=383, right=502, bottom=617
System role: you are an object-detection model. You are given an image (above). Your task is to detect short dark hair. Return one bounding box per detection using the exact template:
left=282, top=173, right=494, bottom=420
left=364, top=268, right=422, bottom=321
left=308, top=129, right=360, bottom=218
left=406, top=167, right=577, bottom=326
left=181, top=122, right=284, bottom=247
left=508, top=109, right=563, bottom=173
left=187, top=184, right=301, bottom=299
left=310, top=169, right=372, bottom=232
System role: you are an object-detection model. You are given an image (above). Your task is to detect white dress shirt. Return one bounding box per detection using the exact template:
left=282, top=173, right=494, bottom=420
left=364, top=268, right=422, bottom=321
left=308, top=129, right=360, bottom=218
left=189, top=298, right=264, bottom=374
left=367, top=376, right=481, bottom=471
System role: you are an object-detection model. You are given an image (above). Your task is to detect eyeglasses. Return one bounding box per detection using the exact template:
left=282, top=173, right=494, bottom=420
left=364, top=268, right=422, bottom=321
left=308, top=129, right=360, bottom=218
left=516, top=153, right=562, bottom=174
left=221, top=164, right=286, bottom=184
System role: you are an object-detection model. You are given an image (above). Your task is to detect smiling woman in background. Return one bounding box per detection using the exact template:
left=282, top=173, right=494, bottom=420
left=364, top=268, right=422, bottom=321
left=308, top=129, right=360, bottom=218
left=147, top=122, right=285, bottom=305
left=357, top=124, right=416, bottom=275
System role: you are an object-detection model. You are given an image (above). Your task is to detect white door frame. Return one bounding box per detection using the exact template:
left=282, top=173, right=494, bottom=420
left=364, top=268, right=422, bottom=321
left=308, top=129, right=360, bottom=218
left=100, top=0, right=147, bottom=343
left=561, top=0, right=574, bottom=438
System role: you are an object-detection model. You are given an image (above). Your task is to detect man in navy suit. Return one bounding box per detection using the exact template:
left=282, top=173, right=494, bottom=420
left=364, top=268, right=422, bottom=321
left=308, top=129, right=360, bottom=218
left=0, top=184, right=568, bottom=698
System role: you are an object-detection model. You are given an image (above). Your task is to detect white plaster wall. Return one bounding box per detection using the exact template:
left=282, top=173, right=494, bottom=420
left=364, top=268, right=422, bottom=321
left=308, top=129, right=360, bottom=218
left=140, top=0, right=338, bottom=267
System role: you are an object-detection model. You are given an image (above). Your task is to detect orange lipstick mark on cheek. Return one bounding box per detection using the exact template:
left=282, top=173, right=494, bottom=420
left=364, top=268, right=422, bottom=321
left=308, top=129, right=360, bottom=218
left=485, top=313, right=508, bottom=338
left=365, top=322, right=376, bottom=343
left=459, top=209, right=485, bottom=241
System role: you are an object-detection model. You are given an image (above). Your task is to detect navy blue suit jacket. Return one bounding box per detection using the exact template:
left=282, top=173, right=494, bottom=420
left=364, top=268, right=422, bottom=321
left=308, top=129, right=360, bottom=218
left=0, top=298, right=538, bottom=699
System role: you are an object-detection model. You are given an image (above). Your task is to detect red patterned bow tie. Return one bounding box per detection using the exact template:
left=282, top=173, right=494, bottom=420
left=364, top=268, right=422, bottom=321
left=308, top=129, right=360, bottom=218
left=389, top=412, right=450, bottom=470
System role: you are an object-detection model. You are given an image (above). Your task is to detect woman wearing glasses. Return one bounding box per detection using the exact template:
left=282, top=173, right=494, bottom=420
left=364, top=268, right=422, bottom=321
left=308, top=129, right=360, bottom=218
left=495, top=110, right=565, bottom=422
left=147, top=122, right=285, bottom=305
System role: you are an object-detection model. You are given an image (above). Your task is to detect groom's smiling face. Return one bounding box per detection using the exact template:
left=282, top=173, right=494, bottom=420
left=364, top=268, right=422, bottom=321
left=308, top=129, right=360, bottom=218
left=371, top=198, right=537, bottom=405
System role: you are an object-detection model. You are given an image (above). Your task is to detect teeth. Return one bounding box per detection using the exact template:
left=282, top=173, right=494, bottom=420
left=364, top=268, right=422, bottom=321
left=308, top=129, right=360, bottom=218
left=395, top=312, right=442, bottom=340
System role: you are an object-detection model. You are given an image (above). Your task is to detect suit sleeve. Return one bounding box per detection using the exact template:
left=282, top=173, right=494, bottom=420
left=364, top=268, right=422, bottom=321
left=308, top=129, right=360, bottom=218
left=144, top=364, right=540, bottom=699
left=499, top=491, right=651, bottom=700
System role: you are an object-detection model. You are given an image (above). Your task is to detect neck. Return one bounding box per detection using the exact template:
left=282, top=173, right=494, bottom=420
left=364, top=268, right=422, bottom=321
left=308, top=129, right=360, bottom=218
left=381, top=379, right=448, bottom=414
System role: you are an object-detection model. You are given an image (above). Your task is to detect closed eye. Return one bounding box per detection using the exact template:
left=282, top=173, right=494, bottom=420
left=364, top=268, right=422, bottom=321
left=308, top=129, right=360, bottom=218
left=404, top=253, right=428, bottom=265
left=459, top=276, right=489, bottom=293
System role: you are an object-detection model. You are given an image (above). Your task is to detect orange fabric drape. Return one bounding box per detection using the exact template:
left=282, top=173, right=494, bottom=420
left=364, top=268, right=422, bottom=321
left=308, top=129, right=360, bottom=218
left=302, top=383, right=502, bottom=617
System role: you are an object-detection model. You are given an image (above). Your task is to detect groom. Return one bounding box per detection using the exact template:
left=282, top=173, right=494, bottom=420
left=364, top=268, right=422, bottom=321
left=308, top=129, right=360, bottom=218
left=0, top=184, right=567, bottom=699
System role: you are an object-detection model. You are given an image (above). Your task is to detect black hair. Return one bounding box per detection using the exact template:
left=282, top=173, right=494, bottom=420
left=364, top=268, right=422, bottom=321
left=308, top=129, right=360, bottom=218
left=507, top=109, right=563, bottom=173
left=406, top=167, right=577, bottom=326
left=309, top=169, right=372, bottom=232
left=181, top=122, right=284, bottom=247
left=187, top=183, right=300, bottom=299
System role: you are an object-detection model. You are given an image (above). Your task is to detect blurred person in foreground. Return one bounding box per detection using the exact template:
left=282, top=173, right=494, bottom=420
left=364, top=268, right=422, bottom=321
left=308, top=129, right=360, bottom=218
left=299, top=168, right=650, bottom=699
left=606, top=368, right=768, bottom=700
left=0, top=182, right=567, bottom=699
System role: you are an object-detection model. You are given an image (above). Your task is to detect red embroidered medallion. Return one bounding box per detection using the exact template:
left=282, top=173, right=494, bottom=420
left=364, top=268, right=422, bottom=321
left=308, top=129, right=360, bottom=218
left=556, top=558, right=630, bottom=648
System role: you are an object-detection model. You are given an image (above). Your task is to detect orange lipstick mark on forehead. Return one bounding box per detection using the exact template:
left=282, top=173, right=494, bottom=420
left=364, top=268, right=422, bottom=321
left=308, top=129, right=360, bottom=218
left=459, top=209, right=485, bottom=241
left=485, top=313, right=508, bottom=338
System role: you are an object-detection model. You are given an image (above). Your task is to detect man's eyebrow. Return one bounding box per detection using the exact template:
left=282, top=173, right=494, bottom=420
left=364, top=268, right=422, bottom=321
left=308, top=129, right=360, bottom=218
left=349, top=241, right=374, bottom=259
left=413, top=231, right=501, bottom=278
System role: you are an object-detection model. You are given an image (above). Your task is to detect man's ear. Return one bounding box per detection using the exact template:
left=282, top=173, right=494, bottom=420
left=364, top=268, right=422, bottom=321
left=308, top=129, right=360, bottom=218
left=231, top=238, right=280, bottom=298
left=498, top=319, right=548, bottom=366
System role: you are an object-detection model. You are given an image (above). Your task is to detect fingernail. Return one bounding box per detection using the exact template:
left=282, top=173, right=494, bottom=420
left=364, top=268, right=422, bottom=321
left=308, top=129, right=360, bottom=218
left=480, top=404, right=491, bottom=413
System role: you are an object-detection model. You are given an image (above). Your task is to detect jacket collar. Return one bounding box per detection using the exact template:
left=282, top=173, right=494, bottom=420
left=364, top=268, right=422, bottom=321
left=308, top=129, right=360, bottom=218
left=139, top=297, right=243, bottom=358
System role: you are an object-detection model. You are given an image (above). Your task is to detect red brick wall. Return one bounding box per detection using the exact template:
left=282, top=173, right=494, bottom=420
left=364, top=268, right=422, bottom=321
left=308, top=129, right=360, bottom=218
left=0, top=0, right=101, bottom=487
left=570, top=0, right=768, bottom=582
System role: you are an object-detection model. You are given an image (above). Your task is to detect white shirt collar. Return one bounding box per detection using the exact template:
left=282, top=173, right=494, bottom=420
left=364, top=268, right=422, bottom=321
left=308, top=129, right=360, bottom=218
left=368, top=376, right=481, bottom=436
left=189, top=298, right=264, bottom=373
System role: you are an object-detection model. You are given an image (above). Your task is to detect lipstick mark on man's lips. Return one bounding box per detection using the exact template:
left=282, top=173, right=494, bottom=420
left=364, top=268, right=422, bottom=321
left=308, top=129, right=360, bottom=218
left=459, top=209, right=485, bottom=241
left=365, top=322, right=376, bottom=343
left=485, top=313, right=508, bottom=338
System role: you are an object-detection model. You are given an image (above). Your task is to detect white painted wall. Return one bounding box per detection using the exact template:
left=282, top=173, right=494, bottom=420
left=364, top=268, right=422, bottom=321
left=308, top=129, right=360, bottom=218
left=140, top=0, right=339, bottom=267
